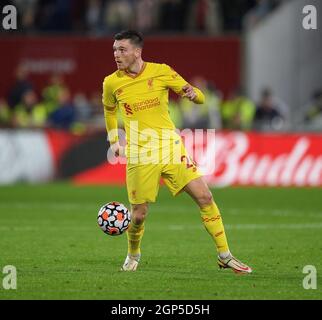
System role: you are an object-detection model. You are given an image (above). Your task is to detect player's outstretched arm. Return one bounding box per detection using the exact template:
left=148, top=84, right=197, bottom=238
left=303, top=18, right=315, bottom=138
left=182, top=84, right=205, bottom=104
left=162, top=64, right=205, bottom=104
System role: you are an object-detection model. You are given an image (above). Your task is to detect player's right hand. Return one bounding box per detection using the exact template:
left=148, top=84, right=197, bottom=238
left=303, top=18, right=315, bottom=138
left=110, top=142, right=125, bottom=157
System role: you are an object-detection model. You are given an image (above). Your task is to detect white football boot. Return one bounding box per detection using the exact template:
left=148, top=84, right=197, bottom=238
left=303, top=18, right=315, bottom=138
left=217, top=254, right=252, bottom=274
left=121, top=254, right=141, bottom=271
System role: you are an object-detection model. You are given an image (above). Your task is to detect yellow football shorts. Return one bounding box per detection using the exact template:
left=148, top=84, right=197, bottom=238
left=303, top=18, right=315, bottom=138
left=126, top=141, right=202, bottom=204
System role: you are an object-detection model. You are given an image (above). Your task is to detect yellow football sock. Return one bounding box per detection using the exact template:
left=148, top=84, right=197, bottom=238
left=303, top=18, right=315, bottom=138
left=200, top=202, right=230, bottom=255
left=127, top=221, right=145, bottom=256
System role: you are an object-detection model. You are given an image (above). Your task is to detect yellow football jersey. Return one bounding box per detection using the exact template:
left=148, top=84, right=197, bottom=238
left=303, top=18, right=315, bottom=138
left=102, top=62, right=205, bottom=162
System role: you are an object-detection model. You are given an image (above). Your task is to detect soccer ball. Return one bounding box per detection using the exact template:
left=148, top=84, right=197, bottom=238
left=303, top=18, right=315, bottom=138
left=97, top=202, right=131, bottom=236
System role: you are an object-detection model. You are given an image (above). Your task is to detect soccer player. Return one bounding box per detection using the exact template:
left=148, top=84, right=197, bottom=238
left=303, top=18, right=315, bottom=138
left=102, top=30, right=252, bottom=274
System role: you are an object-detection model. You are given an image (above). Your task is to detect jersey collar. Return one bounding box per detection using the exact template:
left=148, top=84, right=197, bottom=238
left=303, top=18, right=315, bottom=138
left=124, top=62, right=147, bottom=79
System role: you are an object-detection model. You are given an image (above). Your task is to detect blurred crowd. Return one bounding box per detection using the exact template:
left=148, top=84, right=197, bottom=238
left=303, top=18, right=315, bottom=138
left=0, top=65, right=103, bottom=132
left=1, top=65, right=321, bottom=132
left=3, top=0, right=284, bottom=35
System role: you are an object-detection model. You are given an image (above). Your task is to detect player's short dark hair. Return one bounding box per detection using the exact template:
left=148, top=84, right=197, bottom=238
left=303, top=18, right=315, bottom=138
left=114, top=30, right=144, bottom=48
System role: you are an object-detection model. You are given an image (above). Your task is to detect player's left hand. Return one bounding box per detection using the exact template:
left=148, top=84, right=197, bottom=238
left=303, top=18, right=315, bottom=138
left=182, top=84, right=197, bottom=101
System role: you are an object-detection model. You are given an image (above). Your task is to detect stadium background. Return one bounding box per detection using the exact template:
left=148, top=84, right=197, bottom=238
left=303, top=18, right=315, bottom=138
left=1, top=0, right=322, bottom=300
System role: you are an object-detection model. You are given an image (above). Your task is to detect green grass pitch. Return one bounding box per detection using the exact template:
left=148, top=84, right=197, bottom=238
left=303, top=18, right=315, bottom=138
left=0, top=184, right=321, bottom=300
